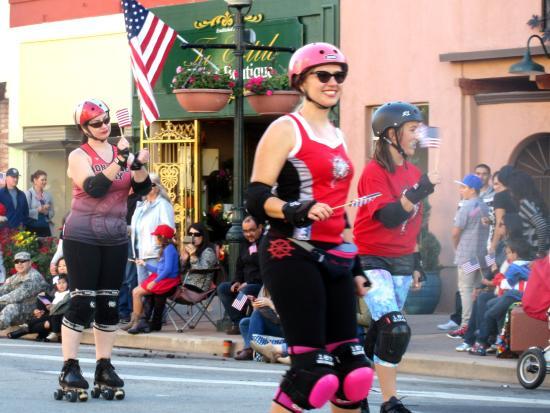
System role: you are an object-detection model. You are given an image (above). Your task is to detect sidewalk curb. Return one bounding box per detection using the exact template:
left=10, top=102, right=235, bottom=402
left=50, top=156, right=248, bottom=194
left=82, top=331, right=521, bottom=384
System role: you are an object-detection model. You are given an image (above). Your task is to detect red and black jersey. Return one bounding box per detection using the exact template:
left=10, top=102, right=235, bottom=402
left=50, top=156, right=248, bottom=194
left=269, top=113, right=353, bottom=244
left=353, top=160, right=423, bottom=257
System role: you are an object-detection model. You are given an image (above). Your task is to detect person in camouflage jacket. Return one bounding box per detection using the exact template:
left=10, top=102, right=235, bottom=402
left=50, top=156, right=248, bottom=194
left=0, top=251, right=50, bottom=330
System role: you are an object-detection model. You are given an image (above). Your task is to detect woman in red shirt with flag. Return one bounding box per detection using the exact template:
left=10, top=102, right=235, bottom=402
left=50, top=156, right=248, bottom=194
left=247, top=43, right=374, bottom=413
left=353, top=102, right=440, bottom=413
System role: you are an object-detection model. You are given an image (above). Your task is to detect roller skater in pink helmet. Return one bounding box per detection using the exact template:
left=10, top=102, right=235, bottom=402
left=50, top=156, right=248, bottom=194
left=247, top=42, right=374, bottom=413
left=54, top=98, right=151, bottom=402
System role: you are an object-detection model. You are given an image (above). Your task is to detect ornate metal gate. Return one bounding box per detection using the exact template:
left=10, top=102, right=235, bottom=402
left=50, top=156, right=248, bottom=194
left=140, top=120, right=200, bottom=246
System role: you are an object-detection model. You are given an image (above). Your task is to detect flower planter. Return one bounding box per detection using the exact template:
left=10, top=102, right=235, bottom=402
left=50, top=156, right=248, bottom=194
left=246, top=91, right=301, bottom=115
left=173, top=89, right=232, bottom=113
left=403, top=271, right=442, bottom=315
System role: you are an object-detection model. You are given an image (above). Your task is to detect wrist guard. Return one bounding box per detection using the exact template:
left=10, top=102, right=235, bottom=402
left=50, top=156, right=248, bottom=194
left=413, top=252, right=426, bottom=282
left=404, top=174, right=435, bottom=204
left=114, top=156, right=127, bottom=169
left=117, top=146, right=130, bottom=160
left=130, top=152, right=145, bottom=170
left=282, top=199, right=317, bottom=227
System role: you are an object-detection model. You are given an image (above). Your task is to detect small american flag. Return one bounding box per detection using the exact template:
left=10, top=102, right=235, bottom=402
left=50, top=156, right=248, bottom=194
left=115, top=108, right=132, bottom=128
left=416, top=124, right=441, bottom=148
left=333, top=192, right=382, bottom=210
left=461, top=258, right=481, bottom=274
left=484, top=254, right=496, bottom=268
left=122, top=0, right=177, bottom=127
left=231, top=292, right=248, bottom=311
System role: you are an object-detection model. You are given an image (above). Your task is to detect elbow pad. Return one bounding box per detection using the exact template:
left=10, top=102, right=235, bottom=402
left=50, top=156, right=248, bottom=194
left=131, top=175, right=152, bottom=196
left=245, top=182, right=274, bottom=221
left=374, top=202, right=411, bottom=228
left=83, top=173, right=113, bottom=198
left=403, top=174, right=435, bottom=205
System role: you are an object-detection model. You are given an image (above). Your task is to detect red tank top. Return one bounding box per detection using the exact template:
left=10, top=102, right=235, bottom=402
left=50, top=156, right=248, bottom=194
left=63, top=143, right=131, bottom=246
left=277, top=113, right=353, bottom=243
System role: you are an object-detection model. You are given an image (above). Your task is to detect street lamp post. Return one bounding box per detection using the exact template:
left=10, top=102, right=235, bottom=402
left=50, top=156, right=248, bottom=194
left=224, top=0, right=249, bottom=278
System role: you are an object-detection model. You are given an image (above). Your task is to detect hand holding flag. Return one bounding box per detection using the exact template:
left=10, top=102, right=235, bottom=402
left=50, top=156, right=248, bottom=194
left=231, top=292, right=249, bottom=312
left=461, top=258, right=481, bottom=274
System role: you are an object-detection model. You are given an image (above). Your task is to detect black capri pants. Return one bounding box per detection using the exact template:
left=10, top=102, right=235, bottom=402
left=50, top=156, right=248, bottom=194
left=63, top=239, right=127, bottom=291
left=259, top=234, right=357, bottom=348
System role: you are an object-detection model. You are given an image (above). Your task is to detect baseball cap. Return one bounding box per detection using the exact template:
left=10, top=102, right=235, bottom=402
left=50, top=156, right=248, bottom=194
left=151, top=224, right=175, bottom=239
left=14, top=251, right=31, bottom=261
left=6, top=168, right=20, bottom=177
left=454, top=173, right=483, bottom=190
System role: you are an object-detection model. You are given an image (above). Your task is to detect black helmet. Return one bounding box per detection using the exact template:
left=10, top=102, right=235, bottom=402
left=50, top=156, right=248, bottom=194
left=372, top=101, right=424, bottom=137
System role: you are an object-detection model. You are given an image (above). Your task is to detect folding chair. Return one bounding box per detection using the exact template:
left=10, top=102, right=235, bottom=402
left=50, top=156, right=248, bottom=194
left=166, top=267, right=225, bottom=332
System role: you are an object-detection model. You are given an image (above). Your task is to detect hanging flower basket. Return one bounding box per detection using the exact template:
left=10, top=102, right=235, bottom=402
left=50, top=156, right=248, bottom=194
left=173, top=89, right=232, bottom=113
left=246, top=90, right=301, bottom=115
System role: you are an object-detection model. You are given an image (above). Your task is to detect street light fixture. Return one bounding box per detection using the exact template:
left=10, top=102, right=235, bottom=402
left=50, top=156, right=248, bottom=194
left=509, top=34, right=550, bottom=79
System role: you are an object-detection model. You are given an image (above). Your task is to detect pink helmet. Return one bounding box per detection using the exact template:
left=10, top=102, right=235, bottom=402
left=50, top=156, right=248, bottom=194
left=288, top=42, right=348, bottom=89
left=74, top=99, right=109, bottom=127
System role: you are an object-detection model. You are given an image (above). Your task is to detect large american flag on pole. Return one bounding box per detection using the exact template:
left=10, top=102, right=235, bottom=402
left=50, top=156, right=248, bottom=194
left=122, top=0, right=177, bottom=127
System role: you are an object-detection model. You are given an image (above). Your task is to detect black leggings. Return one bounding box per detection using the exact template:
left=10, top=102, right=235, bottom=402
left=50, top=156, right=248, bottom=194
left=63, top=239, right=127, bottom=330
left=63, top=240, right=127, bottom=291
left=259, top=235, right=357, bottom=348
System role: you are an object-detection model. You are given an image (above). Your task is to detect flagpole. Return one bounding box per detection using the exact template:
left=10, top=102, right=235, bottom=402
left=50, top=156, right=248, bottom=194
left=176, top=34, right=220, bottom=71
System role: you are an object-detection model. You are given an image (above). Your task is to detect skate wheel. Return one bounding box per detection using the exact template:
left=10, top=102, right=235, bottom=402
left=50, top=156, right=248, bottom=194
left=115, top=389, right=125, bottom=400
left=65, top=390, right=78, bottom=402
left=53, top=389, right=63, bottom=400
left=91, top=387, right=100, bottom=399
left=102, top=388, right=115, bottom=400
left=78, top=390, right=88, bottom=402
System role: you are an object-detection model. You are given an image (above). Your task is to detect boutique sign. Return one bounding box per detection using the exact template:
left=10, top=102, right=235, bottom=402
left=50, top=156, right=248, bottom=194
left=162, top=12, right=303, bottom=88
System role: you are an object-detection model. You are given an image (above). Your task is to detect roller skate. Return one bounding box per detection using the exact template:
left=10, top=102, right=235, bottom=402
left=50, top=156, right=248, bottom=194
left=91, top=358, right=125, bottom=400
left=54, top=358, right=89, bottom=402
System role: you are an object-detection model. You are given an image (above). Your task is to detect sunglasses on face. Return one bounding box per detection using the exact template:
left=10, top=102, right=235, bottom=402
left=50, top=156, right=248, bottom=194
left=309, top=70, right=347, bottom=84
left=87, top=115, right=111, bottom=129
left=188, top=231, right=202, bottom=236
left=14, top=260, right=29, bottom=264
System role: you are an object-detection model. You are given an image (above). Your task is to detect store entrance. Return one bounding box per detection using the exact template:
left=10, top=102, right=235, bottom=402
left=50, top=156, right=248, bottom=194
left=200, top=116, right=274, bottom=243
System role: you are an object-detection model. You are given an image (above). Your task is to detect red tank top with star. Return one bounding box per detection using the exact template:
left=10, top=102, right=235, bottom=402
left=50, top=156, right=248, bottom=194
left=63, top=143, right=131, bottom=246
left=270, top=113, right=354, bottom=244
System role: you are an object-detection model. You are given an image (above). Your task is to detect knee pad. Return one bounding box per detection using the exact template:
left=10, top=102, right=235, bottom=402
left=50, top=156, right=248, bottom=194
left=374, top=311, right=411, bottom=365
left=276, top=350, right=339, bottom=410
left=93, top=290, right=119, bottom=332
left=63, top=290, right=96, bottom=332
left=330, top=342, right=374, bottom=408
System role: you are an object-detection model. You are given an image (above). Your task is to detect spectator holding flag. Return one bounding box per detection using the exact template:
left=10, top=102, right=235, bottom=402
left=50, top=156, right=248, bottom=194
left=448, top=174, right=490, bottom=339
left=217, top=215, right=263, bottom=335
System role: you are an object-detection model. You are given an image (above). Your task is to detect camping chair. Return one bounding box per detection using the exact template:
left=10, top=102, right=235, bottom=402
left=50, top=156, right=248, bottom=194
left=166, top=266, right=225, bottom=332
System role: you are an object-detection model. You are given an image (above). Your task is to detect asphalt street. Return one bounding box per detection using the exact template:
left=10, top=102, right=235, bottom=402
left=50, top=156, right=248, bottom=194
left=0, top=340, right=548, bottom=413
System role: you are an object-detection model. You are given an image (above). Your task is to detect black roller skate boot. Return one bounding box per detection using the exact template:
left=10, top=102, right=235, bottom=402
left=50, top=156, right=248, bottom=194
left=54, top=358, right=89, bottom=402
left=360, top=398, right=371, bottom=413
left=91, top=358, right=125, bottom=400
left=380, top=396, right=412, bottom=413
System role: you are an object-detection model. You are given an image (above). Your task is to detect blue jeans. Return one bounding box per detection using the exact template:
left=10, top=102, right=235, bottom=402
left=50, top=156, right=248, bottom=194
left=239, top=309, right=283, bottom=348
left=464, top=291, right=494, bottom=345
left=118, top=243, right=138, bottom=318
left=477, top=295, right=517, bottom=345
left=218, top=282, right=262, bottom=324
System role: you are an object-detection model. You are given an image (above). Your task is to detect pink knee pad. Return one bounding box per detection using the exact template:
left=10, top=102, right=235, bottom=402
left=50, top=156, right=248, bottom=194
left=341, top=366, right=374, bottom=401
left=308, top=373, right=339, bottom=408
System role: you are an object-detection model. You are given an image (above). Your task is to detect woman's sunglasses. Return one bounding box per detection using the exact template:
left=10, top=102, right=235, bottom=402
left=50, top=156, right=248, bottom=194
left=87, top=116, right=111, bottom=129
left=14, top=260, right=29, bottom=264
left=188, top=231, right=202, bottom=236
left=309, top=70, right=347, bottom=84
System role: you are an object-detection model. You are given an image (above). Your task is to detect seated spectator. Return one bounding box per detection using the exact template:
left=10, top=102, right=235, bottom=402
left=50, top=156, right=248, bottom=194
left=180, top=223, right=218, bottom=293
left=8, top=270, right=69, bottom=341
left=218, top=216, right=263, bottom=335
left=236, top=287, right=283, bottom=361
left=522, top=255, right=550, bottom=321
left=0, top=202, right=6, bottom=283
left=467, top=239, right=531, bottom=356
left=0, top=251, right=49, bottom=330
left=127, top=224, right=180, bottom=334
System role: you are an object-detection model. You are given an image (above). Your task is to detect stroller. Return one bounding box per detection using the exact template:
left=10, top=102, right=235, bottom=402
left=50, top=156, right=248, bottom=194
left=516, top=307, right=550, bottom=389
